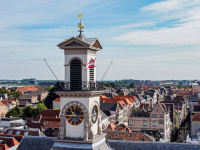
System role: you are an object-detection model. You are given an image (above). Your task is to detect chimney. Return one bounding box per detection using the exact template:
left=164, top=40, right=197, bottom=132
left=150, top=99, right=153, bottom=109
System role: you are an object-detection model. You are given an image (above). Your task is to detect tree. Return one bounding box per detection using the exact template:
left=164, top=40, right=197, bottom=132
left=55, top=107, right=60, bottom=110
left=45, top=86, right=53, bottom=91
left=6, top=109, right=18, bottom=117
left=130, top=82, right=135, bottom=88
left=177, top=85, right=183, bottom=89
left=36, top=103, right=47, bottom=114
left=5, top=105, right=23, bottom=117
left=24, top=106, right=33, bottom=118
left=11, top=91, right=21, bottom=99
left=32, top=108, right=38, bottom=118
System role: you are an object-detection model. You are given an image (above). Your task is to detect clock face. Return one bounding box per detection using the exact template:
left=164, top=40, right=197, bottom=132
left=91, top=105, right=98, bottom=124
left=66, top=106, right=84, bottom=125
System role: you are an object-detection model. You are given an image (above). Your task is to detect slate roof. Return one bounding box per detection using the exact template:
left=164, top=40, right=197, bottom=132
left=107, top=139, right=200, bottom=150
left=99, top=109, right=108, bottom=120
left=16, top=136, right=54, bottom=150
left=193, top=106, right=200, bottom=112
left=100, top=103, right=117, bottom=112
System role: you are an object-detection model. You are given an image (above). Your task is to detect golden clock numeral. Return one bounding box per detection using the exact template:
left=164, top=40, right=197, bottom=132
left=67, top=118, right=70, bottom=121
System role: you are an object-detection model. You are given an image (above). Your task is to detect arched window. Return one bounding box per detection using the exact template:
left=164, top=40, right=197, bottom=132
left=70, top=59, right=82, bottom=91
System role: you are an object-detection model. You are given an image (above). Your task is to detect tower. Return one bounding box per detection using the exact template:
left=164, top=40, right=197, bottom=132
left=53, top=13, right=111, bottom=150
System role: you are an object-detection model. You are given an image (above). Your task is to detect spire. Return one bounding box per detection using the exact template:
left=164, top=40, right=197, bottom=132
left=77, top=13, right=84, bottom=39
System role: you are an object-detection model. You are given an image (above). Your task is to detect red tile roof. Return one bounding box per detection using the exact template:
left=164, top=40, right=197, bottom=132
left=0, top=137, right=19, bottom=147
left=34, top=110, right=60, bottom=121
left=0, top=101, right=6, bottom=106
left=0, top=134, right=24, bottom=142
left=53, top=98, right=60, bottom=102
left=106, top=130, right=155, bottom=142
left=43, top=121, right=60, bottom=128
left=139, top=104, right=149, bottom=109
left=17, top=86, right=39, bottom=93
left=107, top=123, right=117, bottom=131
left=0, top=144, right=10, bottom=150
left=192, top=113, right=200, bottom=121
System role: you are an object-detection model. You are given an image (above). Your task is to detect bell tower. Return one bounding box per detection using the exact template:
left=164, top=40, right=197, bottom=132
left=53, top=13, right=111, bottom=150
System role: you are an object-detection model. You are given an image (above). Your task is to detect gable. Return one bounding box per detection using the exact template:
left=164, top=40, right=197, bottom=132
left=65, top=41, right=84, bottom=46
left=151, top=103, right=165, bottom=114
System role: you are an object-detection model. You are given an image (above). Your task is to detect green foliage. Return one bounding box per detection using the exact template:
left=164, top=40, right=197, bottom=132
left=0, top=89, right=21, bottom=99
left=45, top=86, right=53, bottom=91
left=130, top=82, right=135, bottom=88
left=11, top=91, right=21, bottom=99
left=5, top=105, right=23, bottom=117
left=32, top=108, right=38, bottom=118
left=24, top=103, right=47, bottom=118
left=14, top=105, right=23, bottom=115
left=24, top=106, right=33, bottom=118
left=177, top=85, right=183, bottom=89
left=36, top=103, right=47, bottom=114
left=105, top=82, right=116, bottom=88
left=55, top=107, right=60, bottom=110
left=177, top=85, right=190, bottom=89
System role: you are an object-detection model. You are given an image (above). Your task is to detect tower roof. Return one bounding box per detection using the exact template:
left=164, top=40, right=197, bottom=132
left=57, top=37, right=102, bottom=51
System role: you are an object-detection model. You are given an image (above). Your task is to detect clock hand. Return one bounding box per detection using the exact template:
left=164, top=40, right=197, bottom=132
left=71, top=110, right=75, bottom=115
left=66, top=115, right=77, bottom=117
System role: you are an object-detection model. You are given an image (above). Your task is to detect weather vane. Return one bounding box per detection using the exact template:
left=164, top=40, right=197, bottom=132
left=77, top=13, right=84, bottom=38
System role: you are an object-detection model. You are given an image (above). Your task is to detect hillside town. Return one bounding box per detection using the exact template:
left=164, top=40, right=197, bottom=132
left=0, top=79, right=200, bottom=149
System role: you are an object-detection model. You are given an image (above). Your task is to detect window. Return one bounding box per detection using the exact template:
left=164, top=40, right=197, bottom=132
left=129, top=133, right=133, bottom=137
left=115, top=132, right=118, bottom=136
left=128, top=120, right=133, bottom=126
left=160, top=129, right=164, bottom=132
left=24, top=132, right=29, bottom=136
left=151, top=114, right=158, bottom=118
left=159, top=115, right=164, bottom=118
left=159, top=121, right=164, bottom=124
left=143, top=120, right=147, bottom=126
left=7, top=130, right=13, bottom=134
left=15, top=131, right=21, bottom=135
left=153, top=121, right=156, bottom=127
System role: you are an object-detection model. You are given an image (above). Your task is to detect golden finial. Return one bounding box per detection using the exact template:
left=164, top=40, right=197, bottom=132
left=77, top=13, right=83, bottom=18
left=77, top=13, right=84, bottom=37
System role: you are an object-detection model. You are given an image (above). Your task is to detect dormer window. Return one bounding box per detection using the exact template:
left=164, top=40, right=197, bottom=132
left=24, top=132, right=29, bottom=136
left=7, top=130, right=12, bottom=134
left=16, top=131, right=21, bottom=135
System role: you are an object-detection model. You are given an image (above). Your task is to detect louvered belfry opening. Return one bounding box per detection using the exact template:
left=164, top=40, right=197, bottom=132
left=70, top=59, right=82, bottom=91
left=89, top=62, right=94, bottom=82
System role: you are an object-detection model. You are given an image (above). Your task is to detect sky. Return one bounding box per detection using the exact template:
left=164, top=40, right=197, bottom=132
left=0, top=0, right=200, bottom=80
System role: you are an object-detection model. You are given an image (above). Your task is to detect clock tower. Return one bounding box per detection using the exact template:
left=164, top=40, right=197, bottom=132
left=53, top=14, right=111, bottom=150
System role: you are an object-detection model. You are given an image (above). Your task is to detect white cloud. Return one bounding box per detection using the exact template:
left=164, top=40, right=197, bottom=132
left=113, top=0, right=200, bottom=46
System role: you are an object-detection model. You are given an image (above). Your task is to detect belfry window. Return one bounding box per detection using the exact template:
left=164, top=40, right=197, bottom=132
left=70, top=59, right=82, bottom=91
left=89, top=59, right=94, bottom=82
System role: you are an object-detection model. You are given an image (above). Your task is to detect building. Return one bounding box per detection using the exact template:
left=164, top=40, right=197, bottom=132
left=128, top=103, right=171, bottom=142
left=53, top=98, right=60, bottom=110
left=191, top=113, right=200, bottom=139
left=0, top=117, right=26, bottom=129
left=27, top=91, right=48, bottom=102
left=0, top=101, right=8, bottom=117
left=18, top=95, right=38, bottom=106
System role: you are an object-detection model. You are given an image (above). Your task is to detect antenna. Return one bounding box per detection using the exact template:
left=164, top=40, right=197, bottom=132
left=101, top=61, right=113, bottom=81
left=44, top=59, right=64, bottom=90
